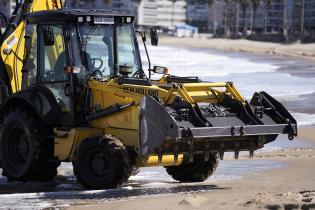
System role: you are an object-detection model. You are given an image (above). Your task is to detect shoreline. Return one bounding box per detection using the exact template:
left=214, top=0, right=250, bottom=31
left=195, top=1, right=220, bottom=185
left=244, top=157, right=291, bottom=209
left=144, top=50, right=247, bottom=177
left=0, top=127, right=313, bottom=209
left=160, top=37, right=315, bottom=63
left=68, top=127, right=315, bottom=210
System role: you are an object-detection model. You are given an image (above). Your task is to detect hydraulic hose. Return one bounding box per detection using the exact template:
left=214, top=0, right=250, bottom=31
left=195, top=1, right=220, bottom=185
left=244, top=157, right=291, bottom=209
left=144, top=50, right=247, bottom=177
left=0, top=0, right=30, bottom=45
left=0, top=0, right=27, bottom=94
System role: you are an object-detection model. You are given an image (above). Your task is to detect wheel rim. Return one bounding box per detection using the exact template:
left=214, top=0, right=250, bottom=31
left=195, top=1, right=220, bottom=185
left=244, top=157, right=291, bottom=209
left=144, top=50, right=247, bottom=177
left=8, top=127, right=30, bottom=167
left=83, top=148, right=115, bottom=180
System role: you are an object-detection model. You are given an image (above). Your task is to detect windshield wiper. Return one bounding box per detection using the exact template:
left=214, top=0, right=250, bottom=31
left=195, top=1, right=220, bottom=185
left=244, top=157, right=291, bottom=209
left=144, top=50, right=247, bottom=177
left=82, top=25, right=100, bottom=46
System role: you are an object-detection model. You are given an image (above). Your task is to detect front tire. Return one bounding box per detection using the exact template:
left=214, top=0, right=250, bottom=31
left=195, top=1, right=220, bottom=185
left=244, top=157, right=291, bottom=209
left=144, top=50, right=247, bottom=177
left=73, top=135, right=131, bottom=189
left=165, top=153, right=219, bottom=182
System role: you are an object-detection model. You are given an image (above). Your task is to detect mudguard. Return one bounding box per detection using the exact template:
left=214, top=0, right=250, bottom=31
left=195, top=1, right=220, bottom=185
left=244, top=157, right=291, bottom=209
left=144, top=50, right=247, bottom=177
left=0, top=85, right=60, bottom=125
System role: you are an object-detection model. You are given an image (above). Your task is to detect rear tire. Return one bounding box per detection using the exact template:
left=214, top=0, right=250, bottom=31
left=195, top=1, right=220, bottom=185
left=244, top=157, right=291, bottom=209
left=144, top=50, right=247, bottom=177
left=0, top=108, right=57, bottom=182
left=73, top=134, right=131, bottom=189
left=165, top=153, right=219, bottom=182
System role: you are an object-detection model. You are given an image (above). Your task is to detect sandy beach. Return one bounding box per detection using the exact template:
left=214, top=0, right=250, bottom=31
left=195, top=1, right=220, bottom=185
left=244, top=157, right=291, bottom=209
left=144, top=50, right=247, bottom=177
left=68, top=127, right=315, bottom=210
left=0, top=37, right=313, bottom=210
left=160, top=37, right=315, bottom=62
left=66, top=38, right=315, bottom=210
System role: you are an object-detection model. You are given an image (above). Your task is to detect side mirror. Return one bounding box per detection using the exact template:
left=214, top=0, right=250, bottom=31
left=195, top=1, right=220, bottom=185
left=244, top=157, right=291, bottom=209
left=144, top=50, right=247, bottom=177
left=153, top=66, right=168, bottom=74
left=119, top=65, right=133, bottom=76
left=150, top=27, right=158, bottom=46
left=43, top=26, right=54, bottom=46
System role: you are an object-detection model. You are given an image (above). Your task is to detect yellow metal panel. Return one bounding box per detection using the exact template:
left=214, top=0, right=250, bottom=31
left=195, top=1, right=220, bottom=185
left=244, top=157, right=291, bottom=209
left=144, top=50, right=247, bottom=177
left=136, top=154, right=184, bottom=167
left=183, top=82, right=227, bottom=88
left=226, top=83, right=245, bottom=103
left=54, top=129, right=76, bottom=161
left=54, top=127, right=103, bottom=161
left=31, top=0, right=63, bottom=12
left=1, top=22, right=26, bottom=93
left=104, top=128, right=139, bottom=148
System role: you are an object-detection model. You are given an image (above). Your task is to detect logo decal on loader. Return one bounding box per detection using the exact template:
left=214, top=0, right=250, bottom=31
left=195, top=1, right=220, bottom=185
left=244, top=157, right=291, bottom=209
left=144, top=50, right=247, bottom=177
left=122, top=87, right=158, bottom=97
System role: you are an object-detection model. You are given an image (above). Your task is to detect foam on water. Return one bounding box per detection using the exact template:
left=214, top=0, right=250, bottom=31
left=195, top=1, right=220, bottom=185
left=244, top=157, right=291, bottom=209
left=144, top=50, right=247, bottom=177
left=292, top=113, right=315, bottom=127
left=142, top=46, right=315, bottom=100
left=142, top=46, right=278, bottom=77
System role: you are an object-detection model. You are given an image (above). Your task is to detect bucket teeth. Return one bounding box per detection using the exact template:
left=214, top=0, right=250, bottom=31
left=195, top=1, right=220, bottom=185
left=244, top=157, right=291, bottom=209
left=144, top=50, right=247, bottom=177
left=204, top=152, right=209, bottom=162
left=188, top=142, right=194, bottom=162
left=143, top=155, right=149, bottom=165
left=174, top=153, right=178, bottom=163
left=249, top=142, right=255, bottom=158
left=249, top=150, right=254, bottom=158
left=219, top=143, right=224, bottom=160
left=234, top=150, right=239, bottom=159
left=189, top=153, right=194, bottom=162
left=219, top=151, right=224, bottom=160
left=158, top=147, right=163, bottom=163
left=234, top=142, right=240, bottom=159
left=204, top=141, right=210, bottom=161
left=173, top=144, right=179, bottom=163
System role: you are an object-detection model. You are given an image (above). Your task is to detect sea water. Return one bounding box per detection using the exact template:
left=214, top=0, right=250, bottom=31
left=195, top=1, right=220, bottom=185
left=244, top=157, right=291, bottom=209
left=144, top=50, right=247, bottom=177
left=0, top=46, right=314, bottom=207
left=141, top=45, right=315, bottom=126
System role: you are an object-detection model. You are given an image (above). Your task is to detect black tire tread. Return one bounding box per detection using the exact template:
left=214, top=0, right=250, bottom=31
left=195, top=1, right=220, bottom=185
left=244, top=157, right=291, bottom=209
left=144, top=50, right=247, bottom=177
left=0, top=107, right=57, bottom=182
left=73, top=134, right=131, bottom=189
left=165, top=153, right=219, bottom=182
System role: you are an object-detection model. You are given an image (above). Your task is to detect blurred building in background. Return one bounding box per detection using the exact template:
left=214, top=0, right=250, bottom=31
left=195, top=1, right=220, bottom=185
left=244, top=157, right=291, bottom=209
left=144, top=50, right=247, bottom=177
left=1, top=0, right=315, bottom=41
left=304, top=0, right=315, bottom=39
left=138, top=0, right=186, bottom=29
left=186, top=0, right=209, bottom=32
left=0, top=0, right=16, bottom=26
left=65, top=0, right=140, bottom=16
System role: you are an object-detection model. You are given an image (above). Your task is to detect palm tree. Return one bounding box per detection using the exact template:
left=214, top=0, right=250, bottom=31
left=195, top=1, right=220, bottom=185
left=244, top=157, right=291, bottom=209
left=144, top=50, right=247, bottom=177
left=282, top=0, right=288, bottom=41
left=171, top=0, right=177, bottom=27
left=223, top=0, right=231, bottom=37
left=239, top=0, right=250, bottom=36
left=300, top=0, right=305, bottom=38
left=263, top=0, right=271, bottom=33
left=251, top=0, right=260, bottom=33
left=207, top=0, right=216, bottom=34
left=235, top=0, right=240, bottom=37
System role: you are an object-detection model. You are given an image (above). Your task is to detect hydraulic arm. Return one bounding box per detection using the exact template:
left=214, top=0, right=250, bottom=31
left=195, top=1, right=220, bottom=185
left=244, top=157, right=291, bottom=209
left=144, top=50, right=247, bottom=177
left=0, top=0, right=63, bottom=94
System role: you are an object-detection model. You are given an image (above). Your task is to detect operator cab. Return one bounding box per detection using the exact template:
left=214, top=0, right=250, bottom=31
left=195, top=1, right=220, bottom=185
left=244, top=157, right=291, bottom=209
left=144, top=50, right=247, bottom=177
left=23, top=9, right=144, bottom=126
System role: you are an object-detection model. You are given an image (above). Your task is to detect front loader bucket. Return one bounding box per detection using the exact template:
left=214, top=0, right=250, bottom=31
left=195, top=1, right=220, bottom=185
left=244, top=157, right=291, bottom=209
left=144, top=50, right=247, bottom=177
left=139, top=94, right=297, bottom=161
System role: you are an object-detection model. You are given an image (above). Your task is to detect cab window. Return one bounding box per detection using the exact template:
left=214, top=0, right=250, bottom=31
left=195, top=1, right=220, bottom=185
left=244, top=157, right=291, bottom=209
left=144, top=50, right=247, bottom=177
left=38, top=25, right=70, bottom=113
left=39, top=25, right=68, bottom=83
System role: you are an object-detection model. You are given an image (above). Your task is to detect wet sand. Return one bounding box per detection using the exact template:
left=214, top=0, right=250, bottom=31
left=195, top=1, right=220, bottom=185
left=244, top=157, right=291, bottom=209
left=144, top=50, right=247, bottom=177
left=68, top=127, right=315, bottom=210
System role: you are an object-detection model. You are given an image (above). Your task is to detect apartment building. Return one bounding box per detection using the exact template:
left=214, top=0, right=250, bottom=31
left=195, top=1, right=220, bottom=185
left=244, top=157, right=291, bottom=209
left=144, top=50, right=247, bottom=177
left=138, top=0, right=186, bottom=29
left=0, top=0, right=16, bottom=24
left=264, top=0, right=301, bottom=33
left=186, top=0, right=209, bottom=32
left=65, top=0, right=139, bottom=16
left=237, top=1, right=264, bottom=32
left=304, top=0, right=315, bottom=30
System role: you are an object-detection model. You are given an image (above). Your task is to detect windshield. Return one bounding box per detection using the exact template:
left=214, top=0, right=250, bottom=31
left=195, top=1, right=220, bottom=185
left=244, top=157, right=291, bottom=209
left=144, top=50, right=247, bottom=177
left=71, top=23, right=142, bottom=80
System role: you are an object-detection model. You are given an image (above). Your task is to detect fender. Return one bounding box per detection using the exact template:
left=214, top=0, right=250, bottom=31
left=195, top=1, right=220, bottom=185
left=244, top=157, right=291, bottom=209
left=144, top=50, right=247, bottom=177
left=0, top=85, right=60, bottom=125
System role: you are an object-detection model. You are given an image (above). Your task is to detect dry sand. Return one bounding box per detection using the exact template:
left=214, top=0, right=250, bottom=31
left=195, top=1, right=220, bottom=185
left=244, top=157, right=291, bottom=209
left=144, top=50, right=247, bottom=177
left=68, top=38, right=315, bottom=209
left=69, top=127, right=315, bottom=210
left=160, top=37, right=315, bottom=62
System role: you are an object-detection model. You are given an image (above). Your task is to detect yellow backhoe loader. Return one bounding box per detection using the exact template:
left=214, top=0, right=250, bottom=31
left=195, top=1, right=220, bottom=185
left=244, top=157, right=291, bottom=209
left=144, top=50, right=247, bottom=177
left=0, top=0, right=297, bottom=189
